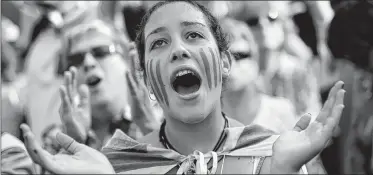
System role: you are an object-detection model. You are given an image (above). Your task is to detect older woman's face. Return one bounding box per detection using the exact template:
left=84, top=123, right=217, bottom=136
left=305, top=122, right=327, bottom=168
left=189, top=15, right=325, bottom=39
left=143, top=2, right=228, bottom=124
left=68, top=32, right=129, bottom=117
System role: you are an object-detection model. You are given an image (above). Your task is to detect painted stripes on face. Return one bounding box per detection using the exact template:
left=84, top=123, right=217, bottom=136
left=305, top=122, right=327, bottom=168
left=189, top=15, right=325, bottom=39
left=217, top=49, right=222, bottom=82
left=199, top=48, right=212, bottom=89
left=209, top=47, right=218, bottom=88
left=155, top=60, right=169, bottom=106
left=147, top=59, right=165, bottom=106
left=187, top=48, right=222, bottom=89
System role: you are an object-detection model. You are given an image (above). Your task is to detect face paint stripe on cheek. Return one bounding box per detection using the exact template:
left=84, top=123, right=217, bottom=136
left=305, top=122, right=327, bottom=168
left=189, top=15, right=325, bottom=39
left=217, top=49, right=222, bottom=82
left=147, top=60, right=160, bottom=103
left=147, top=61, right=160, bottom=103
left=156, top=60, right=169, bottom=106
left=149, top=59, right=164, bottom=104
left=225, top=50, right=232, bottom=81
left=200, top=48, right=212, bottom=89
left=209, top=47, right=218, bottom=88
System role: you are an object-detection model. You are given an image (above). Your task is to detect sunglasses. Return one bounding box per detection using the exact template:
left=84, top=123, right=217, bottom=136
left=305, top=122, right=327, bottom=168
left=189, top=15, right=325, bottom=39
left=246, top=11, right=279, bottom=27
left=67, top=45, right=120, bottom=67
left=231, top=51, right=252, bottom=61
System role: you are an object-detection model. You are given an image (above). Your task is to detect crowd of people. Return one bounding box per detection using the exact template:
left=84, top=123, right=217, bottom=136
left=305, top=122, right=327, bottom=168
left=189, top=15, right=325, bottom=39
left=1, top=1, right=372, bottom=174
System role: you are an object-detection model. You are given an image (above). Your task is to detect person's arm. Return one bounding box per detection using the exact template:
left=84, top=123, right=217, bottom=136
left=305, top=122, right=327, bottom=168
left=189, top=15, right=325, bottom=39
left=305, top=1, right=334, bottom=42
left=305, top=1, right=335, bottom=62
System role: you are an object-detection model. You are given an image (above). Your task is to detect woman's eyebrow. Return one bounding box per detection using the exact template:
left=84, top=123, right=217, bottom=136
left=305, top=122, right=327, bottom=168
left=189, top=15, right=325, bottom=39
left=181, top=21, right=206, bottom=28
left=146, top=26, right=167, bottom=41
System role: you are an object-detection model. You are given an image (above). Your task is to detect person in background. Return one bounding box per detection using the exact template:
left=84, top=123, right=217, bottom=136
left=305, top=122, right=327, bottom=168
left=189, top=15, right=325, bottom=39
left=229, top=1, right=322, bottom=119
left=1, top=38, right=27, bottom=140
left=42, top=19, right=160, bottom=151
left=326, top=1, right=373, bottom=174
left=18, top=1, right=344, bottom=174
left=15, top=1, right=99, bottom=143
left=220, top=17, right=327, bottom=174
left=220, top=17, right=297, bottom=133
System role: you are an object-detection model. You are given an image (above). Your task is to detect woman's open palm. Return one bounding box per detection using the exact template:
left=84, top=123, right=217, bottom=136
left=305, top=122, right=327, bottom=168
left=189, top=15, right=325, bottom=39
left=273, top=81, right=345, bottom=172
left=20, top=124, right=114, bottom=174
left=59, top=67, right=91, bottom=143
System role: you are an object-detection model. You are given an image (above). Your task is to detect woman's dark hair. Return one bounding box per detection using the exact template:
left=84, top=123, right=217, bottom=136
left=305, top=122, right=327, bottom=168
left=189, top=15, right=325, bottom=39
left=328, top=1, right=373, bottom=71
left=134, top=0, right=229, bottom=74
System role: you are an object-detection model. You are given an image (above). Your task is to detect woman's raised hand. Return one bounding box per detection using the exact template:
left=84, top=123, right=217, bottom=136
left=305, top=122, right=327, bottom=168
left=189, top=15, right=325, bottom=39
left=20, top=124, right=115, bottom=174
left=59, top=67, right=91, bottom=143
left=272, top=81, right=345, bottom=173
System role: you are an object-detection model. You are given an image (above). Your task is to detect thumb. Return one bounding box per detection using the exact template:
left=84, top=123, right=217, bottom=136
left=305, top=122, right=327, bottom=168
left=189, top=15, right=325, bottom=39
left=293, top=113, right=312, bottom=132
left=78, top=84, right=90, bottom=110
left=56, top=132, right=85, bottom=154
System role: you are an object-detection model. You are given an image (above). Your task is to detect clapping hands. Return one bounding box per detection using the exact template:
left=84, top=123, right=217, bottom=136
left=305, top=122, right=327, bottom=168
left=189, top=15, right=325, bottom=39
left=20, top=124, right=115, bottom=174
left=59, top=67, right=91, bottom=143
left=272, top=81, right=345, bottom=173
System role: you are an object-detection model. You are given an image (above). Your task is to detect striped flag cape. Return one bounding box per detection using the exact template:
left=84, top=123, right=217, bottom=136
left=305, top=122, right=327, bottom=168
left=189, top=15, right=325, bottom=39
left=102, top=124, right=279, bottom=174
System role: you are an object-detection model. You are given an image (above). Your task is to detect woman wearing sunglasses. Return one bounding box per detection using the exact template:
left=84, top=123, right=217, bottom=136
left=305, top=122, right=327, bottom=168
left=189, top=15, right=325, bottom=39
left=40, top=20, right=160, bottom=152
left=20, top=1, right=344, bottom=174
left=229, top=1, right=322, bottom=119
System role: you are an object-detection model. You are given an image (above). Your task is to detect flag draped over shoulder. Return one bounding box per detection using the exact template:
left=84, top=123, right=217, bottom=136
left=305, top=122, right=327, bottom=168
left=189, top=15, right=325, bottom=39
left=102, top=124, right=279, bottom=174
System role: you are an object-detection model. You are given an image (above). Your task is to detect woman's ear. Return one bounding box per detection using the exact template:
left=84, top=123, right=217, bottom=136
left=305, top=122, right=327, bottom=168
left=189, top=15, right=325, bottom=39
left=220, top=50, right=233, bottom=79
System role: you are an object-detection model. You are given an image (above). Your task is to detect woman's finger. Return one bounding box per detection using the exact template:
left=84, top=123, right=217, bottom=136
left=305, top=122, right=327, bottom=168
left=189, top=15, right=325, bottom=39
left=59, top=86, right=73, bottom=123
left=327, top=81, right=344, bottom=103
left=293, top=113, right=312, bottom=132
left=324, top=104, right=344, bottom=140
left=315, top=81, right=344, bottom=124
left=325, top=90, right=345, bottom=129
left=316, top=93, right=336, bottom=124
left=333, top=89, right=345, bottom=108
left=64, top=71, right=73, bottom=103
left=20, top=124, right=59, bottom=173
left=20, top=124, right=41, bottom=164
left=56, top=132, right=85, bottom=154
left=70, top=67, right=79, bottom=100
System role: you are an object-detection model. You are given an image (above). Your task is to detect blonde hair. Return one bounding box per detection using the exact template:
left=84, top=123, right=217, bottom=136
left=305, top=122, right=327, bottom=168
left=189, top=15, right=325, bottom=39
left=60, top=19, right=130, bottom=71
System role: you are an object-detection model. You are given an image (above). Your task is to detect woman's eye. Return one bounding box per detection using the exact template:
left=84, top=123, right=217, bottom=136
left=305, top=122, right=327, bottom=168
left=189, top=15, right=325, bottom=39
left=186, top=32, right=203, bottom=40
left=151, top=40, right=166, bottom=50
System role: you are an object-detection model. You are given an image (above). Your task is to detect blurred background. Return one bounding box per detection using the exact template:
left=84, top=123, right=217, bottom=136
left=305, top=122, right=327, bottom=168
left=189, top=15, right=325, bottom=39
left=1, top=1, right=373, bottom=174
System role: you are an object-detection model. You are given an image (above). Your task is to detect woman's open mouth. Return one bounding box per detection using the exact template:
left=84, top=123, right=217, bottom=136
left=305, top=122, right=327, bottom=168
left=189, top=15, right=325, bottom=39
left=171, top=68, right=201, bottom=96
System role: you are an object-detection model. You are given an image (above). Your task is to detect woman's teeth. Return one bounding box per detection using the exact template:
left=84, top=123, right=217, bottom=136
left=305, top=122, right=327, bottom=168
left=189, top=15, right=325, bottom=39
left=176, top=70, right=195, bottom=77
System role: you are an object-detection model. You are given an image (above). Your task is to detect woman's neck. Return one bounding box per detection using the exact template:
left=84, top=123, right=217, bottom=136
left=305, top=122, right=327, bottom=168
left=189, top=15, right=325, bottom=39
left=91, top=110, right=122, bottom=144
left=91, top=120, right=112, bottom=145
left=164, top=103, right=226, bottom=155
left=222, top=84, right=262, bottom=125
